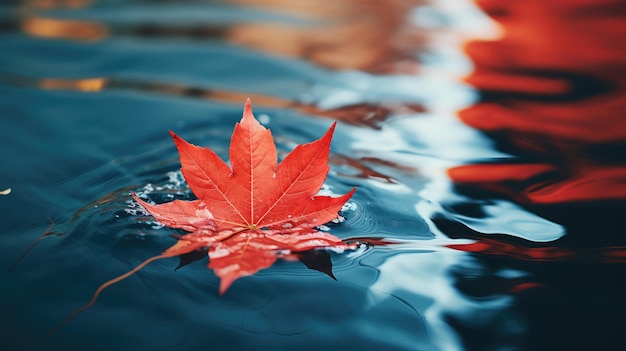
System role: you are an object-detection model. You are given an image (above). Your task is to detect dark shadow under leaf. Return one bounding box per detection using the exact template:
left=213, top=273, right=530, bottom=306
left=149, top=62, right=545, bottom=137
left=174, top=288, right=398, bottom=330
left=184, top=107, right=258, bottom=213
left=296, top=250, right=336, bottom=280
left=175, top=248, right=208, bottom=271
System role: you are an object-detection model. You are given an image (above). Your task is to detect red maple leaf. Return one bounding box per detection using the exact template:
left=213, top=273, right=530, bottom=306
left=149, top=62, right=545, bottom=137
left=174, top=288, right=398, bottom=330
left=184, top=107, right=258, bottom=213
left=56, top=99, right=355, bottom=331
left=133, top=100, right=355, bottom=293
left=133, top=99, right=355, bottom=292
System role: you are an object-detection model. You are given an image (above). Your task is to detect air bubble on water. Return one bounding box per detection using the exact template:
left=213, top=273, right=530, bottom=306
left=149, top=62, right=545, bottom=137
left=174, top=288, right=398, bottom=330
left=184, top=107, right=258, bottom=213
left=317, top=184, right=332, bottom=196
left=342, top=202, right=357, bottom=212
left=316, top=183, right=349, bottom=198
left=126, top=170, right=192, bottom=223
left=125, top=197, right=149, bottom=216
left=134, top=172, right=187, bottom=196
left=143, top=183, right=155, bottom=193
left=331, top=216, right=345, bottom=224
left=151, top=222, right=164, bottom=230
left=166, top=171, right=184, bottom=188
left=125, top=206, right=148, bottom=216
left=258, top=114, right=270, bottom=125
left=317, top=225, right=330, bottom=231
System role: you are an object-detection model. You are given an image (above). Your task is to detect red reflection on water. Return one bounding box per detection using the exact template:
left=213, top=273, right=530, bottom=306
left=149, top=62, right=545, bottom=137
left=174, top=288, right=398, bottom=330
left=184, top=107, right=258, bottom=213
left=449, top=238, right=586, bottom=262
left=446, top=238, right=626, bottom=266
left=449, top=162, right=626, bottom=204
left=450, top=0, right=626, bottom=204
left=345, top=236, right=626, bottom=263
left=510, top=282, right=543, bottom=294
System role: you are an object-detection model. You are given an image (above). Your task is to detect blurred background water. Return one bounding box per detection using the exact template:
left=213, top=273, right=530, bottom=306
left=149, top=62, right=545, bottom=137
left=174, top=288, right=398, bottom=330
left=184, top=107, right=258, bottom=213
left=1, top=0, right=625, bottom=350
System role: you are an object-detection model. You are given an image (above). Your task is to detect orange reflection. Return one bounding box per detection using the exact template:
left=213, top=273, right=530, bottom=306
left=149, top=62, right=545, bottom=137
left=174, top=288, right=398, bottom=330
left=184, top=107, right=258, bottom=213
left=330, top=154, right=418, bottom=183
left=17, top=0, right=427, bottom=128
left=32, top=76, right=418, bottom=128
left=228, top=0, right=427, bottom=73
left=22, top=17, right=107, bottom=41
left=20, top=0, right=426, bottom=72
left=153, top=87, right=410, bottom=128
left=450, top=0, right=626, bottom=204
left=447, top=238, right=626, bottom=263
left=39, top=78, right=107, bottom=92
left=198, top=90, right=423, bottom=129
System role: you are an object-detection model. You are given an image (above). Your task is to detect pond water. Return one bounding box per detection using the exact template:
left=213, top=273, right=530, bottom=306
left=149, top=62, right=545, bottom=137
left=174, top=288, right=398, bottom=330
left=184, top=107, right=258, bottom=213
left=1, top=1, right=625, bottom=350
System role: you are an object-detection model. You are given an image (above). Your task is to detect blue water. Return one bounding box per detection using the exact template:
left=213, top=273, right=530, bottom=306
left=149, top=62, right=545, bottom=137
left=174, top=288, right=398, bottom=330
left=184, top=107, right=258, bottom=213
left=1, top=1, right=625, bottom=350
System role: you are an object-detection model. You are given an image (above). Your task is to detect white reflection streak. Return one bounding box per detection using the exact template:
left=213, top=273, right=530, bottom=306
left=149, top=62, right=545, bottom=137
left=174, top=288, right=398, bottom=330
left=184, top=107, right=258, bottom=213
left=338, top=0, right=526, bottom=349
left=369, top=251, right=513, bottom=351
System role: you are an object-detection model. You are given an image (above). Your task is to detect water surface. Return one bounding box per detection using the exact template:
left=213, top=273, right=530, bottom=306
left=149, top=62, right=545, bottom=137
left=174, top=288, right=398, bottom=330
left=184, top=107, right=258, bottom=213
left=1, top=1, right=625, bottom=350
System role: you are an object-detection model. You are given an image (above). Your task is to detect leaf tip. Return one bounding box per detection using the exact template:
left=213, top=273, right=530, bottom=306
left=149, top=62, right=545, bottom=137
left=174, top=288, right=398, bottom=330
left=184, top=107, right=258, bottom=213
left=218, top=280, right=231, bottom=295
left=336, top=187, right=357, bottom=205
left=168, top=130, right=196, bottom=154
left=328, top=271, right=338, bottom=281
left=130, top=191, right=142, bottom=203
left=243, top=98, right=253, bottom=119
left=347, top=186, right=357, bottom=197
left=321, top=121, right=337, bottom=144
left=238, top=98, right=265, bottom=132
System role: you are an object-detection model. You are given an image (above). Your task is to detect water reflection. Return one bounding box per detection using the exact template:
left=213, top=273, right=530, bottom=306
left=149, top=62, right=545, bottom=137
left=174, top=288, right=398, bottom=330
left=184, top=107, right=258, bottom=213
left=14, top=0, right=427, bottom=73
left=442, top=0, right=626, bottom=349
left=227, top=0, right=427, bottom=73
left=3, top=0, right=626, bottom=350
left=39, top=77, right=106, bottom=91
left=444, top=1, right=626, bottom=252
left=22, top=17, right=107, bottom=41
left=18, top=75, right=423, bottom=128
left=4, top=0, right=431, bottom=128
left=18, top=0, right=90, bottom=9
left=453, top=0, right=626, bottom=206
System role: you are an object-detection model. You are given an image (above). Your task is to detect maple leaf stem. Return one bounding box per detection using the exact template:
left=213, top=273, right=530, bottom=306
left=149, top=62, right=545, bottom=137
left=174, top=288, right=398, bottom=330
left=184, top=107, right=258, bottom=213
left=50, top=254, right=168, bottom=335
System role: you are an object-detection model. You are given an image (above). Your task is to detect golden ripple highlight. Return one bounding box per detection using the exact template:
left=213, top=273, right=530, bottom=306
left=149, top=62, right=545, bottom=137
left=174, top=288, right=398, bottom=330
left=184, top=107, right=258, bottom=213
left=22, top=17, right=108, bottom=41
